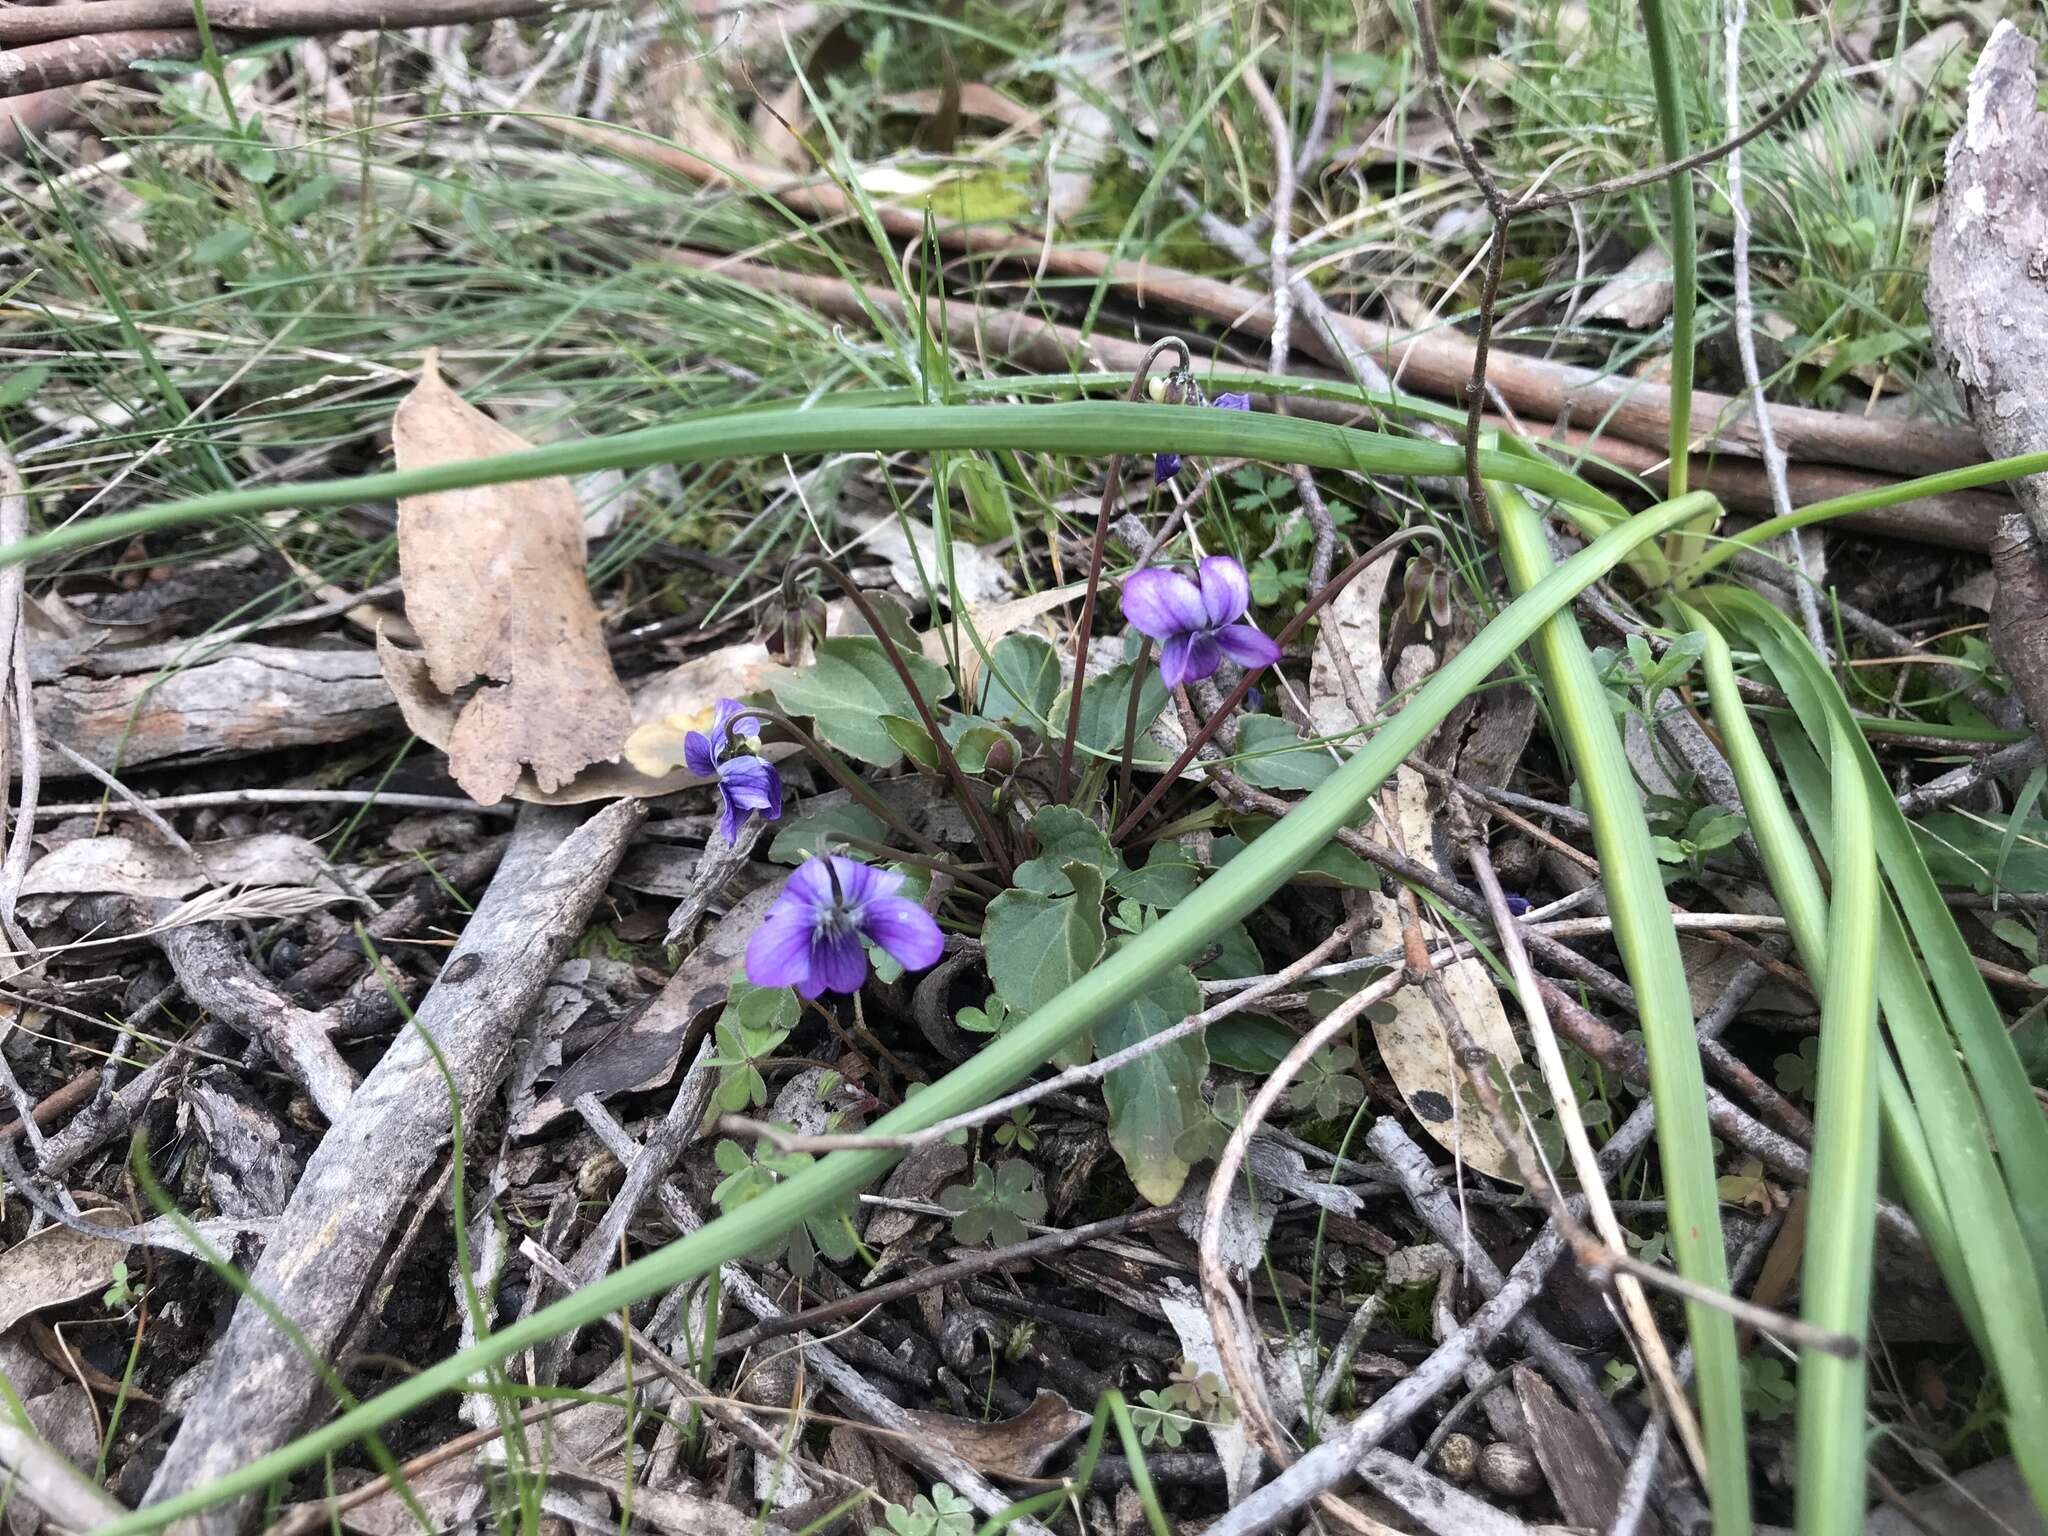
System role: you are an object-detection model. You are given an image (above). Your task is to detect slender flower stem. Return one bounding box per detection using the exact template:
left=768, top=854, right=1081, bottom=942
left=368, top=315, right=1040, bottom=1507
left=750, top=705, right=944, bottom=861
left=1111, top=525, right=1439, bottom=842
left=1118, top=636, right=1156, bottom=810
left=789, top=556, right=1015, bottom=883
left=1638, top=0, right=1698, bottom=501
left=831, top=834, right=1002, bottom=898
left=1057, top=337, right=1190, bottom=802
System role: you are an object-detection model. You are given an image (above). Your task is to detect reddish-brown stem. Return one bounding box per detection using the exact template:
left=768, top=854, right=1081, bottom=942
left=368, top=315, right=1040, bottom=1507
left=1055, top=337, right=1190, bottom=802
left=1109, top=526, right=1439, bottom=842
left=1117, top=637, right=1156, bottom=810
left=790, top=557, right=1016, bottom=883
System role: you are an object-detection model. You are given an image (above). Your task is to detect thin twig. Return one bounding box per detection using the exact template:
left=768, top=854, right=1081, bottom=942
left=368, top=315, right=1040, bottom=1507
left=1464, top=835, right=1709, bottom=1478
left=1722, top=0, right=1829, bottom=657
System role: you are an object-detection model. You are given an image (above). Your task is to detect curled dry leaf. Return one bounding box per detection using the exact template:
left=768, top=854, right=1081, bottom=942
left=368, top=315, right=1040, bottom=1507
left=897, top=1389, right=1091, bottom=1479
left=20, top=833, right=332, bottom=900
left=0, top=1210, right=130, bottom=1335
left=385, top=353, right=632, bottom=805
left=1363, top=766, right=1525, bottom=1182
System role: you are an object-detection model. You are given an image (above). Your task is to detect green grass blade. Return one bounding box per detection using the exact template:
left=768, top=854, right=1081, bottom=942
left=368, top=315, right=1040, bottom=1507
left=1637, top=0, right=1696, bottom=507
left=1794, top=719, right=1883, bottom=1536
left=81, top=494, right=1708, bottom=1536
left=1765, top=718, right=2048, bottom=1520
left=1681, top=449, right=2048, bottom=582
left=1707, top=586, right=2048, bottom=1284
left=0, top=400, right=1626, bottom=570
left=1494, top=488, right=1749, bottom=1534
left=1682, top=609, right=1972, bottom=1335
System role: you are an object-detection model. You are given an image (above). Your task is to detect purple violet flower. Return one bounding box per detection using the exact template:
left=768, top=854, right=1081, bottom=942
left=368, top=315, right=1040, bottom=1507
left=683, top=697, right=783, bottom=848
left=1121, top=554, right=1282, bottom=689
left=1503, top=892, right=1532, bottom=917
left=745, top=855, right=944, bottom=999
left=1155, top=391, right=1251, bottom=482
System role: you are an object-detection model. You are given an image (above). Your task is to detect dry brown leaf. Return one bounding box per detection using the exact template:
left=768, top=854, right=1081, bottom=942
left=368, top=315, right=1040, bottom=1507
left=878, top=83, right=1049, bottom=134
left=20, top=833, right=331, bottom=900
left=0, top=1211, right=130, bottom=1335
left=1307, top=547, right=1396, bottom=738
left=1363, top=767, right=1524, bottom=1181
left=387, top=353, right=632, bottom=804
left=898, top=1389, right=1091, bottom=1478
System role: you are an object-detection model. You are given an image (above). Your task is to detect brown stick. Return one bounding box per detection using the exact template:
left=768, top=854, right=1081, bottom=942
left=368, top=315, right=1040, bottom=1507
left=0, top=31, right=211, bottom=95
left=618, top=126, right=1991, bottom=480
left=0, top=0, right=608, bottom=46
left=0, top=87, right=86, bottom=155
left=668, top=249, right=2007, bottom=555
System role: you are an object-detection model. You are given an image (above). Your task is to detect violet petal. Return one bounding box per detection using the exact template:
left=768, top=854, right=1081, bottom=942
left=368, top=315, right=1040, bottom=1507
left=1215, top=622, right=1281, bottom=669
left=744, top=905, right=817, bottom=992
left=1121, top=568, right=1207, bottom=641
left=682, top=730, right=717, bottom=780
left=1197, top=555, right=1252, bottom=625
left=814, top=931, right=870, bottom=995
left=862, top=896, right=944, bottom=972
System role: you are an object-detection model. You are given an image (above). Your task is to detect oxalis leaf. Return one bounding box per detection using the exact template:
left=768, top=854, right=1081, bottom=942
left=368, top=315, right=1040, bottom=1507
left=1098, top=964, right=1208, bottom=1205
left=86, top=495, right=1701, bottom=1536
left=770, top=638, right=955, bottom=766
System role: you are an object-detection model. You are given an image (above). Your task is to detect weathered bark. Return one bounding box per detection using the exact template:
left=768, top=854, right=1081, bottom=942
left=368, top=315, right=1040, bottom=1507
left=1928, top=21, right=2048, bottom=744
left=0, top=30, right=209, bottom=95
left=27, top=642, right=396, bottom=774
left=140, top=800, right=644, bottom=1533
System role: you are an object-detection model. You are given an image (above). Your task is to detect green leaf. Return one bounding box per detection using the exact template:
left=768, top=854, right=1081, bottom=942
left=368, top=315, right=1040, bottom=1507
left=983, top=863, right=1107, bottom=1018
left=0, top=363, right=51, bottom=411
left=1233, top=715, right=1337, bottom=790
left=1110, top=844, right=1202, bottom=909
left=768, top=800, right=887, bottom=866
left=939, top=1161, right=1046, bottom=1247
left=1098, top=965, right=1207, bottom=1205
left=1014, top=805, right=1125, bottom=894
left=770, top=638, right=954, bottom=766
left=943, top=715, right=1018, bottom=775
left=1208, top=1015, right=1296, bottom=1073
left=880, top=714, right=940, bottom=771
left=1052, top=662, right=1170, bottom=763
left=977, top=634, right=1060, bottom=724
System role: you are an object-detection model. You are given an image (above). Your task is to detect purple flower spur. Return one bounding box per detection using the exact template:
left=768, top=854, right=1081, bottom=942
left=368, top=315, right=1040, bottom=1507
left=683, top=697, right=783, bottom=848
left=1120, top=554, right=1282, bottom=689
left=744, top=855, right=944, bottom=999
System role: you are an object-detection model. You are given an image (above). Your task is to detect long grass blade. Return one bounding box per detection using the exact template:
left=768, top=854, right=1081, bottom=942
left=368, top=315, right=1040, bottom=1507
left=1494, top=487, right=1748, bottom=1533
left=0, top=400, right=1624, bottom=569
left=1694, top=587, right=2048, bottom=1516
left=1794, top=719, right=1882, bottom=1536
left=1683, top=610, right=1973, bottom=1339
left=1708, top=587, right=2048, bottom=1282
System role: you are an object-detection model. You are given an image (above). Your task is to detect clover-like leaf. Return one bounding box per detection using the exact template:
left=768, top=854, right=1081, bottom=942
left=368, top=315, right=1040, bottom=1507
left=1285, top=1043, right=1366, bottom=1123
left=1131, top=1388, right=1193, bottom=1447
left=939, top=1160, right=1046, bottom=1247
left=1773, top=1036, right=1820, bottom=1101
